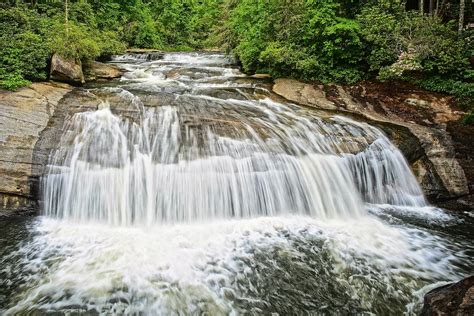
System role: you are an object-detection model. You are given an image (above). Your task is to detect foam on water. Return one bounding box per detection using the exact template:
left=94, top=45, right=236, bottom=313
left=1, top=52, right=470, bottom=314
left=2, top=215, right=467, bottom=315
left=43, top=87, right=426, bottom=225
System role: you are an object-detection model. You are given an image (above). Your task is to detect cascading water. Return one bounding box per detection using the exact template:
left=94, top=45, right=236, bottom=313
left=42, top=63, right=424, bottom=224
left=1, top=52, right=472, bottom=315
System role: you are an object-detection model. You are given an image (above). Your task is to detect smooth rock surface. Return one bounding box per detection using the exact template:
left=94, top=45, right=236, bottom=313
left=50, top=54, right=85, bottom=85
left=83, top=61, right=123, bottom=81
left=0, top=82, right=72, bottom=215
left=421, top=276, right=474, bottom=316
left=273, top=79, right=337, bottom=110
left=273, top=78, right=471, bottom=210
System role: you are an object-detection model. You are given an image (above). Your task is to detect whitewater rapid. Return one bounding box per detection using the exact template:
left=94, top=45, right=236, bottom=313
left=43, top=54, right=425, bottom=225
left=1, top=52, right=471, bottom=315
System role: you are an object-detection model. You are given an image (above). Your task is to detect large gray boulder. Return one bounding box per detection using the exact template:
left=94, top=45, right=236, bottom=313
left=50, top=54, right=85, bottom=85
left=421, top=276, right=474, bottom=316
left=83, top=61, right=123, bottom=81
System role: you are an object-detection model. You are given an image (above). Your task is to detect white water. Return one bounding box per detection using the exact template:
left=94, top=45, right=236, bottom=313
left=4, top=215, right=466, bottom=315
left=43, top=61, right=425, bottom=225
left=1, top=52, right=470, bottom=314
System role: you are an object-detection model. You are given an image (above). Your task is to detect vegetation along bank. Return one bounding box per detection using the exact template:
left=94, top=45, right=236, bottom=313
left=1, top=1, right=472, bottom=115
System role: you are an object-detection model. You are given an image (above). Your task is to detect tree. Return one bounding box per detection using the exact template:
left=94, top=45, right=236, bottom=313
left=459, top=0, right=465, bottom=32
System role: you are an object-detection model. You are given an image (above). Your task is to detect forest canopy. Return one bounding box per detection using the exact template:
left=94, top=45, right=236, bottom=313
left=1, top=0, right=472, bottom=114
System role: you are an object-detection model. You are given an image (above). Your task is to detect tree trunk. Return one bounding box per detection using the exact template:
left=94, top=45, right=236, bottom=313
left=459, top=0, right=465, bottom=32
left=438, top=0, right=447, bottom=17
left=429, top=0, right=435, bottom=13
left=420, top=0, right=424, bottom=13
left=65, top=0, right=69, bottom=36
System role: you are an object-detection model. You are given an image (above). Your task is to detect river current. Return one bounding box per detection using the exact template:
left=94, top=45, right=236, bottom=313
left=0, top=52, right=472, bottom=314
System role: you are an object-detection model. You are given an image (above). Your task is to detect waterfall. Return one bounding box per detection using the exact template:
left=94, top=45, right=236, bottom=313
left=3, top=53, right=469, bottom=316
left=42, top=54, right=426, bottom=225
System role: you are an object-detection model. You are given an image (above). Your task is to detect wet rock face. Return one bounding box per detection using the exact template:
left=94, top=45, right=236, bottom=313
left=0, top=83, right=72, bottom=215
left=50, top=54, right=85, bottom=85
left=1, top=61, right=471, bottom=216
left=273, top=79, right=336, bottom=110
left=272, top=78, right=471, bottom=210
left=83, top=61, right=123, bottom=81
left=421, top=276, right=474, bottom=316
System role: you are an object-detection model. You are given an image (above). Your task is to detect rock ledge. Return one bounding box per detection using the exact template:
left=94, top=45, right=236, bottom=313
left=421, top=276, right=474, bottom=316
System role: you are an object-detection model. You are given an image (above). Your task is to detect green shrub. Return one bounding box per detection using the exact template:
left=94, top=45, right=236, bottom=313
left=462, top=112, right=474, bottom=125
left=96, top=31, right=127, bottom=57
left=223, top=0, right=365, bottom=83
left=0, top=73, right=31, bottom=90
left=0, top=7, right=50, bottom=89
left=48, top=21, right=101, bottom=61
left=416, top=77, right=474, bottom=100
left=358, top=6, right=469, bottom=80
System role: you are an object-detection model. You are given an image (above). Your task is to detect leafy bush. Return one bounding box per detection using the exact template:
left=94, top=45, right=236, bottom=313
left=0, top=3, right=127, bottom=90
left=358, top=6, right=469, bottom=81
left=417, top=77, right=474, bottom=100
left=49, top=21, right=101, bottom=61
left=462, top=112, right=474, bottom=125
left=0, top=7, right=50, bottom=89
left=1, top=0, right=471, bottom=101
left=0, top=73, right=31, bottom=91
left=96, top=31, right=127, bottom=57
left=223, top=0, right=365, bottom=83
left=49, top=21, right=126, bottom=61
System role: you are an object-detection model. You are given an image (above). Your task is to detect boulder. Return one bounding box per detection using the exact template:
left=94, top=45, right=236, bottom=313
left=83, top=61, right=123, bottom=81
left=421, top=276, right=474, bottom=316
left=50, top=54, right=85, bottom=85
left=0, top=82, right=72, bottom=215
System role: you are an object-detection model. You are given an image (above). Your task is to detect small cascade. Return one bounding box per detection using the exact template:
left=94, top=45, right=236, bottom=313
left=112, top=52, right=164, bottom=62
left=43, top=53, right=426, bottom=225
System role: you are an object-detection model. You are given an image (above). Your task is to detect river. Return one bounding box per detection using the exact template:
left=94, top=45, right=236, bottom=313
left=0, top=52, right=472, bottom=314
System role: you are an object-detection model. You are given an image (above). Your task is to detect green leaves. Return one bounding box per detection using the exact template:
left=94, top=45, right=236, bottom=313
left=0, top=8, right=49, bottom=90
left=2, top=0, right=471, bottom=96
left=223, top=0, right=365, bottom=83
left=0, top=73, right=31, bottom=91
left=358, top=7, right=470, bottom=80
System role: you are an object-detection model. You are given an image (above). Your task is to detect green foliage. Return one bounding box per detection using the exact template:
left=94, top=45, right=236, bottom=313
left=416, top=76, right=474, bottom=115
left=358, top=6, right=469, bottom=80
left=221, top=0, right=366, bottom=83
left=1, top=0, right=472, bottom=103
left=0, top=73, right=31, bottom=91
left=356, top=5, right=401, bottom=73
left=462, top=112, right=474, bottom=125
left=96, top=31, right=127, bottom=57
left=49, top=21, right=101, bottom=61
left=0, top=1, right=127, bottom=90
left=216, top=0, right=472, bottom=100
left=417, top=77, right=474, bottom=100
left=0, top=6, right=50, bottom=89
left=1, top=0, right=226, bottom=90
left=121, top=1, right=162, bottom=48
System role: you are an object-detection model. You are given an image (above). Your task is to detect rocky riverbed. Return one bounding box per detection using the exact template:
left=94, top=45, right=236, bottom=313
left=0, top=52, right=472, bottom=315
left=273, top=78, right=472, bottom=211
left=1, top=67, right=472, bottom=216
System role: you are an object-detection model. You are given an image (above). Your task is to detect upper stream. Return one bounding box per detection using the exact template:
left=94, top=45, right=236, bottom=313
left=0, top=52, right=472, bottom=314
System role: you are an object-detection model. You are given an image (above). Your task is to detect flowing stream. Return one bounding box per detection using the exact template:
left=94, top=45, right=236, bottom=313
left=0, top=52, right=472, bottom=314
